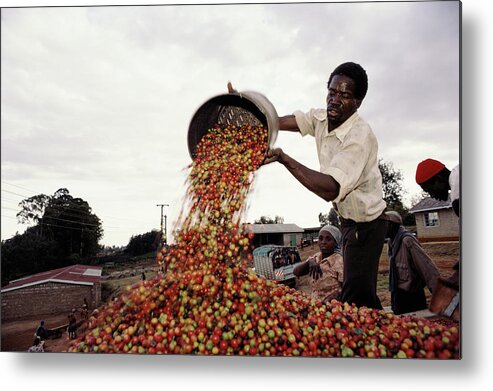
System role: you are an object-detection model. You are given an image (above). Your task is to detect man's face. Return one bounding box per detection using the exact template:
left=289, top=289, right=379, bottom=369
left=326, top=75, right=361, bottom=130
left=419, top=176, right=449, bottom=201
left=318, top=231, right=336, bottom=256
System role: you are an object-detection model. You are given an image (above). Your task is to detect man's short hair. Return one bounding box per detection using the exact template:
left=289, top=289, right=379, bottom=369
left=328, top=62, right=368, bottom=100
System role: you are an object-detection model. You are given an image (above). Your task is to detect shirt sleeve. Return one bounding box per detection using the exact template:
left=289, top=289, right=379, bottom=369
left=449, top=164, right=460, bottom=202
left=404, top=237, right=440, bottom=292
left=293, top=109, right=324, bottom=137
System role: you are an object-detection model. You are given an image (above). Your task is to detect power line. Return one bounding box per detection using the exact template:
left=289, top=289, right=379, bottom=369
left=1, top=196, right=24, bottom=204
left=1, top=206, right=19, bottom=212
left=1, top=203, right=118, bottom=227
left=2, top=182, right=156, bottom=225
left=1, top=186, right=151, bottom=224
left=1, top=181, right=40, bottom=194
left=1, top=189, right=32, bottom=198
left=40, top=222, right=99, bottom=232
left=41, top=215, right=114, bottom=228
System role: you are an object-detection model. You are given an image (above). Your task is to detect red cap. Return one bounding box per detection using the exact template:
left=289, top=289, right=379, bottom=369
left=415, top=159, right=446, bottom=184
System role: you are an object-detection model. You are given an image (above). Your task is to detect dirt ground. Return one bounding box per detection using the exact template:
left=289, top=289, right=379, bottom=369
left=1, top=241, right=459, bottom=353
left=1, top=312, right=90, bottom=353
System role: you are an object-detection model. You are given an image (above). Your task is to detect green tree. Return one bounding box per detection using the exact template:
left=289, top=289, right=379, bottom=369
left=2, top=189, right=103, bottom=284
left=125, top=230, right=160, bottom=256
left=378, top=159, right=414, bottom=226
left=254, top=215, right=284, bottom=224
left=328, top=207, right=340, bottom=228
left=379, top=159, right=405, bottom=210
left=17, top=193, right=51, bottom=236
left=4, top=188, right=104, bottom=278
left=318, top=212, right=329, bottom=226
left=1, top=227, right=58, bottom=286
left=36, top=188, right=103, bottom=258
left=318, top=207, right=340, bottom=228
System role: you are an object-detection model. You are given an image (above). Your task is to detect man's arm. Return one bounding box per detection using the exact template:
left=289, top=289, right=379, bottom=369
left=263, top=148, right=340, bottom=202
left=293, top=260, right=310, bottom=277
left=279, top=115, right=300, bottom=132
left=293, top=257, right=323, bottom=280
left=406, top=238, right=441, bottom=292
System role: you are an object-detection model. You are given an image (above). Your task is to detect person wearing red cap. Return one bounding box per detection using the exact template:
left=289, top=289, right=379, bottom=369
left=415, top=159, right=460, bottom=319
left=415, top=158, right=460, bottom=217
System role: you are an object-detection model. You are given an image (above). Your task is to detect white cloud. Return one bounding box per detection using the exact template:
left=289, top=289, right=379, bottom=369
left=1, top=1, right=460, bottom=246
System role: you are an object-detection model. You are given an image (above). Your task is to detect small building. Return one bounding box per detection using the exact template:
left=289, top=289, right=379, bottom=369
left=1, top=264, right=102, bottom=321
left=409, top=197, right=459, bottom=242
left=246, top=223, right=304, bottom=248
left=301, top=226, right=323, bottom=245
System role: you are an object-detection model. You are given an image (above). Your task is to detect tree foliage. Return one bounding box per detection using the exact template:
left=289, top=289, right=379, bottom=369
left=1, top=188, right=103, bottom=285
left=328, top=208, right=341, bottom=228
left=318, top=207, right=340, bottom=228
left=17, top=194, right=51, bottom=226
left=37, top=188, right=103, bottom=257
left=378, top=159, right=415, bottom=226
left=125, top=230, right=160, bottom=256
left=379, top=159, right=405, bottom=210
left=1, top=227, right=58, bottom=285
left=254, top=215, right=284, bottom=224
left=318, top=160, right=416, bottom=228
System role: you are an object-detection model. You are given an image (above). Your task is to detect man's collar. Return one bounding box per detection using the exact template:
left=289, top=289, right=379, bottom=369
left=325, top=111, right=359, bottom=142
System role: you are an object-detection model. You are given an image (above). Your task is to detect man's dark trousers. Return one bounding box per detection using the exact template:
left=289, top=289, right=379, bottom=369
left=339, top=217, right=387, bottom=310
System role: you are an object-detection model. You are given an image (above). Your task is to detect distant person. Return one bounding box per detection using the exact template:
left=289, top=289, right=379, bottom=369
left=141, top=271, right=146, bottom=280
left=294, top=225, right=344, bottom=304
left=67, top=309, right=77, bottom=339
left=415, top=158, right=459, bottom=217
left=81, top=298, right=89, bottom=319
left=385, top=211, right=441, bottom=315
left=35, top=320, right=47, bottom=341
left=28, top=336, right=45, bottom=353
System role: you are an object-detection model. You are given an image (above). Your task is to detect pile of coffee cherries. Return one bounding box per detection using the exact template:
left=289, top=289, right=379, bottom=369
left=69, top=123, right=459, bottom=358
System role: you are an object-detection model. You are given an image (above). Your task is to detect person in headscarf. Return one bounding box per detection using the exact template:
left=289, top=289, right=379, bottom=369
left=385, top=211, right=440, bottom=315
left=294, top=224, right=343, bottom=304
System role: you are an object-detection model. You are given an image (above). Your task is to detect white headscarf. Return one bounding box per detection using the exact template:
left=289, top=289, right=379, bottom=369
left=320, top=224, right=342, bottom=247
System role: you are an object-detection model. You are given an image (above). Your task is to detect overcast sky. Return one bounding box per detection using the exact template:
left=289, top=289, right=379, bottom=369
left=1, top=1, right=460, bottom=247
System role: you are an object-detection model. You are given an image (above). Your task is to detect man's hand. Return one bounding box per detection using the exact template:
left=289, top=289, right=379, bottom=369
left=308, top=258, right=323, bottom=280
left=227, top=82, right=237, bottom=93
left=263, top=147, right=284, bottom=165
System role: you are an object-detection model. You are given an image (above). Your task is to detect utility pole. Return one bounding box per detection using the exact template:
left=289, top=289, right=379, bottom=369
left=156, top=203, right=169, bottom=244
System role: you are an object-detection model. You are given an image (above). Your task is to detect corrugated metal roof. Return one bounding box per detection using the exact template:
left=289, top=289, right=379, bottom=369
left=410, top=196, right=452, bottom=213
left=248, top=223, right=304, bottom=234
left=1, top=264, right=103, bottom=293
